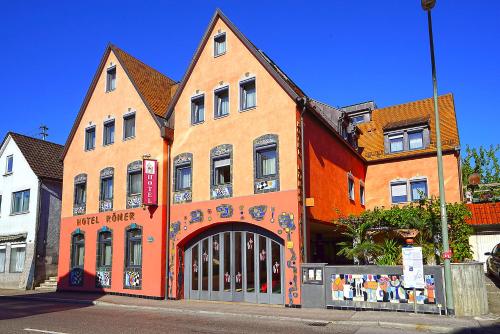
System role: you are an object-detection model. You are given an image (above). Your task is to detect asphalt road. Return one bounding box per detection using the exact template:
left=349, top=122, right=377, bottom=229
left=0, top=298, right=439, bottom=334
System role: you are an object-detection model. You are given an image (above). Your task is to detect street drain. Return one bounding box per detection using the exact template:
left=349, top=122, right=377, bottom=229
left=307, top=322, right=329, bottom=327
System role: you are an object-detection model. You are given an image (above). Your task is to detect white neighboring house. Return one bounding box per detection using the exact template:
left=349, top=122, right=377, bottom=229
left=0, top=132, right=63, bottom=289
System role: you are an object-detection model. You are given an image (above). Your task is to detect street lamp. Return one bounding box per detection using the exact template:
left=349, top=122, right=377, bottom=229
left=421, top=0, right=455, bottom=315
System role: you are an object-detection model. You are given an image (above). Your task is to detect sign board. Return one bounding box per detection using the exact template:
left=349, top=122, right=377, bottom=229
left=142, top=159, right=158, bottom=206
left=402, top=246, right=425, bottom=289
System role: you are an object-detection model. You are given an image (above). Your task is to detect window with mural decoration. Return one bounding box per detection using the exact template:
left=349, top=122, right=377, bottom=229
left=173, top=153, right=193, bottom=204
left=73, top=173, right=87, bottom=216
left=127, top=161, right=142, bottom=209
left=240, top=78, right=256, bottom=110
left=70, top=230, right=85, bottom=286
left=124, top=225, right=142, bottom=289
left=214, top=86, right=229, bottom=118
left=99, top=167, right=114, bottom=212
left=9, top=244, right=26, bottom=273
left=96, top=228, right=112, bottom=288
left=210, top=144, right=233, bottom=199
left=253, top=134, right=280, bottom=194
left=11, top=189, right=30, bottom=214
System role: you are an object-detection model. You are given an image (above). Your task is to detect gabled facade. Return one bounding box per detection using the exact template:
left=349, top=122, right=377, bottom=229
left=165, top=10, right=366, bottom=306
left=0, top=133, right=63, bottom=289
left=57, top=44, right=176, bottom=298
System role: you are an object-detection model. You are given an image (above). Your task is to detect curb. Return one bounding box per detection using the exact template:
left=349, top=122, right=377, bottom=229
left=0, top=294, right=477, bottom=333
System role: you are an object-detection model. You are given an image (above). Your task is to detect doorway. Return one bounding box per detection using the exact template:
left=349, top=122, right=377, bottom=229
left=184, top=223, right=284, bottom=304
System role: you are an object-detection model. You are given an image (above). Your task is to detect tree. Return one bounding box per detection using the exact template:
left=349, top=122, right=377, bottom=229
left=336, top=217, right=382, bottom=265
left=462, top=144, right=500, bottom=202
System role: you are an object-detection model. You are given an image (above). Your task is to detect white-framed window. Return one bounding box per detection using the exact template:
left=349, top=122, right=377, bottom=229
left=11, top=189, right=30, bottom=214
left=5, top=155, right=13, bottom=174
left=348, top=175, right=355, bottom=201
left=410, top=179, right=428, bottom=201
left=74, top=182, right=86, bottom=206
left=127, top=169, right=142, bottom=197
left=214, top=87, right=229, bottom=118
left=256, top=145, right=277, bottom=178
left=191, top=95, right=205, bottom=124
left=391, top=181, right=408, bottom=203
left=214, top=32, right=226, bottom=57
left=100, top=176, right=113, bottom=201
left=97, top=230, right=112, bottom=268
left=409, top=130, right=424, bottom=150
left=0, top=194, right=2, bottom=215
left=123, top=113, right=136, bottom=139
left=389, top=134, right=404, bottom=153
left=351, top=115, right=365, bottom=125
left=213, top=157, right=231, bottom=185
left=0, top=246, right=6, bottom=273
left=175, top=164, right=192, bottom=191
left=360, top=183, right=365, bottom=206
left=85, top=126, right=96, bottom=151
left=9, top=244, right=26, bottom=273
left=106, top=66, right=116, bottom=92
left=240, top=78, right=256, bottom=110
left=103, top=120, right=115, bottom=146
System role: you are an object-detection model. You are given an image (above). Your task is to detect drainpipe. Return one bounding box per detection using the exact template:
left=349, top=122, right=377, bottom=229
left=299, top=97, right=308, bottom=263
left=165, top=138, right=172, bottom=300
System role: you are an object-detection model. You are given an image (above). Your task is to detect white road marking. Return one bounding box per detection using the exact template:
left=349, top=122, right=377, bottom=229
left=24, top=329, right=71, bottom=334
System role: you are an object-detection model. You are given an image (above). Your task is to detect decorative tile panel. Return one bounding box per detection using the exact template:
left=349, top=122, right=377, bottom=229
left=249, top=205, right=267, bottom=221
left=70, top=268, right=83, bottom=286
left=73, top=204, right=86, bottom=216
left=127, top=194, right=141, bottom=209
left=96, top=269, right=111, bottom=288
left=189, top=210, right=204, bottom=224
left=211, top=184, right=232, bottom=199
left=216, top=204, right=233, bottom=218
left=124, top=268, right=142, bottom=289
left=99, top=199, right=113, bottom=212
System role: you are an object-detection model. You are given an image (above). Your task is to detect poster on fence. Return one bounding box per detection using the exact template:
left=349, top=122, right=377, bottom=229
left=402, top=246, right=425, bottom=289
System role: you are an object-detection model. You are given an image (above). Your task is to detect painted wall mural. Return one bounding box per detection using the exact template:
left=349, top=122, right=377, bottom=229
left=70, top=268, right=83, bottom=286
left=278, top=212, right=298, bottom=306
left=249, top=205, right=267, bottom=221
left=96, top=270, right=111, bottom=288
left=216, top=204, right=233, bottom=218
left=124, top=269, right=142, bottom=288
left=190, top=210, right=204, bottom=224
left=331, top=274, right=436, bottom=304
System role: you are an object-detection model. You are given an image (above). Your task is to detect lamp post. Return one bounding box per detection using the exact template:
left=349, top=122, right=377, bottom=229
left=421, top=0, right=455, bottom=315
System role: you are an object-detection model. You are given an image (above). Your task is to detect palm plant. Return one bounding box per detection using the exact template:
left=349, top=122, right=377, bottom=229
left=337, top=218, right=382, bottom=265
left=376, top=239, right=401, bottom=265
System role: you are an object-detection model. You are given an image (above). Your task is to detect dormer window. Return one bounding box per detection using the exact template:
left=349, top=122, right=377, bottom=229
left=409, top=130, right=424, bottom=150
left=5, top=155, right=13, bottom=174
left=214, top=33, right=226, bottom=57
left=389, top=134, right=404, bottom=153
left=106, top=66, right=116, bottom=92
left=385, top=125, right=429, bottom=154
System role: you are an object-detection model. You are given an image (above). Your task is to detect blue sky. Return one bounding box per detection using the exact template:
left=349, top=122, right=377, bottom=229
left=1, top=1, right=498, bottom=152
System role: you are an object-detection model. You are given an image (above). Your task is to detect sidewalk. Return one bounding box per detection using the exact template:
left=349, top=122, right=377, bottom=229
left=1, top=289, right=498, bottom=333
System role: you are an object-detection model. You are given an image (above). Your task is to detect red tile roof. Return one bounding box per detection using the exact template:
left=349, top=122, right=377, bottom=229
left=466, top=202, right=500, bottom=225
left=357, top=94, right=460, bottom=161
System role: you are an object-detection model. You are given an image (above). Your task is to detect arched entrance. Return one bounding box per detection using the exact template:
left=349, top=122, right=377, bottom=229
left=183, top=223, right=284, bottom=304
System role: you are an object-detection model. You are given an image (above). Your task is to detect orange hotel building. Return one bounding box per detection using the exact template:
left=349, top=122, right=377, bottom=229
left=57, top=10, right=462, bottom=305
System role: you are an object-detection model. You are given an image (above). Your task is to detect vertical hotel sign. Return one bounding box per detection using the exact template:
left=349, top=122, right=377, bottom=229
left=143, top=159, right=158, bottom=206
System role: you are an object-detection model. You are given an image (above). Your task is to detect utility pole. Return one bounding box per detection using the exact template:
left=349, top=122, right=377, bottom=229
left=421, top=0, right=454, bottom=315
left=39, top=125, right=48, bottom=141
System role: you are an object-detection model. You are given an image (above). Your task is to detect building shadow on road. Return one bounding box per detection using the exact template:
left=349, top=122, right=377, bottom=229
left=453, top=323, right=500, bottom=334
left=0, top=270, right=104, bottom=321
